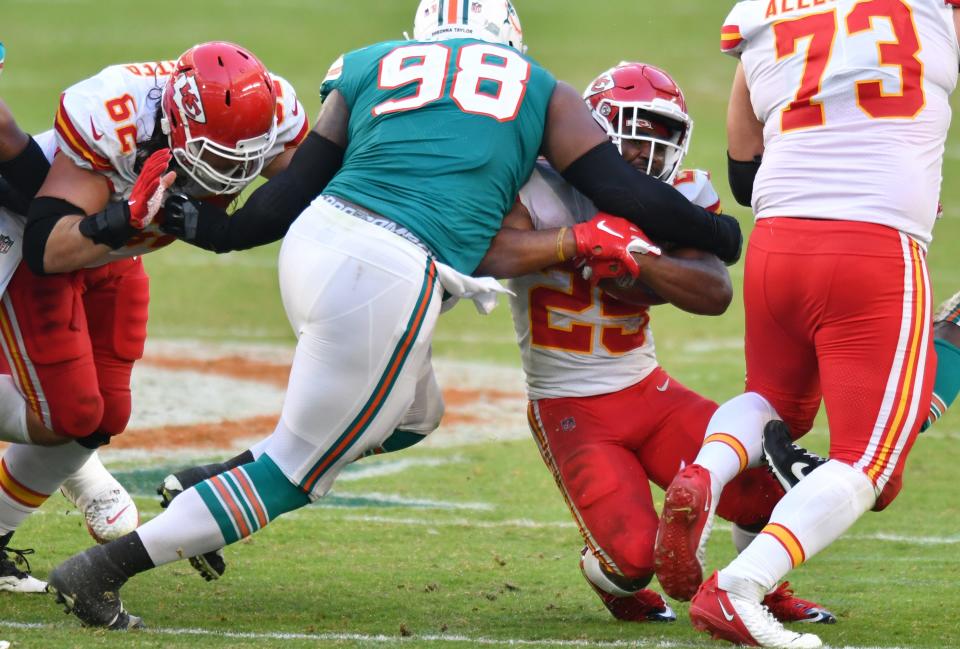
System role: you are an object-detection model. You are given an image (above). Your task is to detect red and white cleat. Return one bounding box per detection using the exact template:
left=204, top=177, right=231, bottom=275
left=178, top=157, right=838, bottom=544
left=578, top=549, right=675, bottom=622
left=763, top=582, right=836, bottom=625
left=690, top=573, right=822, bottom=648
left=653, top=464, right=716, bottom=601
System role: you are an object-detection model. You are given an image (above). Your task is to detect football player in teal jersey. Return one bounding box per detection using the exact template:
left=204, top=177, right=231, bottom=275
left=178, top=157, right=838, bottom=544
left=48, top=0, right=743, bottom=629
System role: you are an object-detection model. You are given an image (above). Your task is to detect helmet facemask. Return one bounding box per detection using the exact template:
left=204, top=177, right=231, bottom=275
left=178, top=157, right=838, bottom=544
left=167, top=117, right=277, bottom=196
left=599, top=102, right=690, bottom=183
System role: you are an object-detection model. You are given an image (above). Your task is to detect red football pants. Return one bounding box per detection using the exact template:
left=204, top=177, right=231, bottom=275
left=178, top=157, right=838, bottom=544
left=744, top=218, right=935, bottom=506
left=0, top=257, right=149, bottom=439
left=528, top=367, right=784, bottom=581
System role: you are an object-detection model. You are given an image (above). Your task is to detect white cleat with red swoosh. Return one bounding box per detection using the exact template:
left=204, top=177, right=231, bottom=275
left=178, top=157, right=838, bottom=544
left=61, top=458, right=139, bottom=544
left=690, top=573, right=822, bottom=648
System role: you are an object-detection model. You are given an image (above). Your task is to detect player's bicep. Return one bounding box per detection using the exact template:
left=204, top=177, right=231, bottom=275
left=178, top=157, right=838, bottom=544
left=541, top=81, right=608, bottom=173
left=36, top=152, right=111, bottom=216
left=312, top=89, right=350, bottom=149
left=727, top=63, right=764, bottom=161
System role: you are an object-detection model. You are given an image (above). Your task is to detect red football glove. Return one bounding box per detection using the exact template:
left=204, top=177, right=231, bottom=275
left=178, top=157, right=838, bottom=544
left=128, top=148, right=176, bottom=229
left=572, top=213, right=661, bottom=283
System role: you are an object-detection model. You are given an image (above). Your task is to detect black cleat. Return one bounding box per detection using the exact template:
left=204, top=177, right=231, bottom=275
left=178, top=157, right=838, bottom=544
left=47, top=546, right=143, bottom=630
left=762, top=420, right=827, bottom=492
left=157, top=472, right=226, bottom=581
left=0, top=532, right=47, bottom=593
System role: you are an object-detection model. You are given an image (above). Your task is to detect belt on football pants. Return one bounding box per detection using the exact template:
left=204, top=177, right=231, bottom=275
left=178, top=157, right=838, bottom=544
left=320, top=194, right=437, bottom=260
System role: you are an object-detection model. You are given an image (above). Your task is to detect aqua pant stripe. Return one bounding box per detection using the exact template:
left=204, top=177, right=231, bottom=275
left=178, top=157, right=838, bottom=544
left=300, top=259, right=437, bottom=494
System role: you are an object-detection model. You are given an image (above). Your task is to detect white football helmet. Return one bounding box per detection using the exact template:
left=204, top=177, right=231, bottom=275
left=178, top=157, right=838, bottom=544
left=413, top=0, right=524, bottom=52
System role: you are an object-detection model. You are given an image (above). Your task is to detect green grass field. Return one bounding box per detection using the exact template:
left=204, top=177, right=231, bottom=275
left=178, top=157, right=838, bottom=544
left=3, top=1, right=960, bottom=647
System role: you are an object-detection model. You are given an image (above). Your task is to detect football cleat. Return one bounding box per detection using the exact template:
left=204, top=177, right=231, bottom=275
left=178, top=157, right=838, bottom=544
left=47, top=546, right=143, bottom=630
left=60, top=458, right=140, bottom=544
left=934, top=290, right=960, bottom=327
left=654, top=464, right=717, bottom=601
left=578, top=551, right=675, bottom=622
left=690, top=572, right=822, bottom=648
left=763, top=582, right=836, bottom=625
left=762, top=420, right=827, bottom=493
left=0, top=534, right=47, bottom=594
left=157, top=472, right=226, bottom=581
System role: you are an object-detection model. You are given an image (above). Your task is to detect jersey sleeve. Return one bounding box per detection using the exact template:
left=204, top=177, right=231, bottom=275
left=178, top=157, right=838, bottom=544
left=53, top=69, right=134, bottom=188
left=268, top=73, right=310, bottom=159
left=720, top=2, right=754, bottom=58
left=673, top=169, right=721, bottom=213
left=519, top=161, right=597, bottom=230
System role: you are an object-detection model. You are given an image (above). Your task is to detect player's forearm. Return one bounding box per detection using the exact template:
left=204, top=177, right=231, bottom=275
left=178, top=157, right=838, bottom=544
left=475, top=227, right=575, bottom=278
left=39, top=216, right=112, bottom=273
left=561, top=142, right=743, bottom=264
left=631, top=249, right=731, bottom=315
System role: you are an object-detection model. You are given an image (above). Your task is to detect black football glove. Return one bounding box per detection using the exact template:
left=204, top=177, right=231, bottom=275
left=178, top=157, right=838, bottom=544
left=160, top=193, right=202, bottom=243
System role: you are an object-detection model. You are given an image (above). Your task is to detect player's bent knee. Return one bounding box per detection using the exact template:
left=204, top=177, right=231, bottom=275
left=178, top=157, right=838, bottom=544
left=52, top=393, right=105, bottom=439
left=604, top=532, right=657, bottom=581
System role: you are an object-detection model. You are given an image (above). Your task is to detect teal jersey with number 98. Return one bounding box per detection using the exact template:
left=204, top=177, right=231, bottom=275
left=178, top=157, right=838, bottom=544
left=320, top=38, right=556, bottom=274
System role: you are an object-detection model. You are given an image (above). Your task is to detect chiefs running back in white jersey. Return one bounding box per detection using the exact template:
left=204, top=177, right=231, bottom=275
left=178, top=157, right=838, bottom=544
left=722, top=0, right=958, bottom=244
left=54, top=60, right=309, bottom=261
left=508, top=161, right=720, bottom=400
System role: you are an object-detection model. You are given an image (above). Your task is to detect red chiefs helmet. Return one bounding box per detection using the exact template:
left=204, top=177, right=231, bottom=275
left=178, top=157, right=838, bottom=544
left=161, top=42, right=277, bottom=195
left=583, top=62, right=692, bottom=183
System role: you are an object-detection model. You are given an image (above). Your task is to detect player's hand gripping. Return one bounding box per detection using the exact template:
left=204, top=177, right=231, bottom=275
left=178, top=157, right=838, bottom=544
left=572, top=212, right=661, bottom=283
left=127, top=148, right=176, bottom=229
left=78, top=148, right=177, bottom=249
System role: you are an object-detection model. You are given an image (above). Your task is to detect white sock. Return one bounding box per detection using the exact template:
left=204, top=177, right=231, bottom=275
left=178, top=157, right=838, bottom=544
left=0, top=376, right=29, bottom=444
left=695, top=392, right=777, bottom=489
left=581, top=547, right=634, bottom=597
left=731, top=524, right=759, bottom=554
left=249, top=435, right=272, bottom=460
left=720, top=460, right=876, bottom=595
left=60, top=452, right=120, bottom=510
left=136, top=485, right=226, bottom=566
left=0, top=442, right=94, bottom=534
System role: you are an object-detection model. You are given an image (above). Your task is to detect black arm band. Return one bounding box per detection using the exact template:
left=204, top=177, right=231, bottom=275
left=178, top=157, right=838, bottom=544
left=727, top=152, right=762, bottom=207
left=23, top=196, right=86, bottom=275
left=561, top=141, right=737, bottom=259
left=0, top=178, right=31, bottom=215
left=77, top=201, right=138, bottom=249
left=0, top=136, right=50, bottom=199
left=173, top=131, right=345, bottom=253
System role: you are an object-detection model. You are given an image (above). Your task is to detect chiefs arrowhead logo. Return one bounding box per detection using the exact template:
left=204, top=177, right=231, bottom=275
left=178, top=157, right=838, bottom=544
left=589, top=74, right=615, bottom=94
left=172, top=73, right=207, bottom=124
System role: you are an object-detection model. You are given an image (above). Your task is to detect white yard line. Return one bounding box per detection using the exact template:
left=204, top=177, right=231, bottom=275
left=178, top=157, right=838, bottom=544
left=0, top=621, right=920, bottom=649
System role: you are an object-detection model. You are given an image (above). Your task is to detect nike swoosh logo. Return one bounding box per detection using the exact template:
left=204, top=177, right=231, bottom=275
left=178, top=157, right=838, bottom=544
left=292, top=101, right=300, bottom=116
left=718, top=598, right=736, bottom=622
left=791, top=461, right=813, bottom=483
left=657, top=378, right=670, bottom=392
left=596, top=220, right=624, bottom=238
left=106, top=505, right=131, bottom=525
left=89, top=117, right=104, bottom=141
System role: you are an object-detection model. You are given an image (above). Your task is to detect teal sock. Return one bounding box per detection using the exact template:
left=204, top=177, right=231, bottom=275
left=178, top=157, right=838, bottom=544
left=196, top=453, right=309, bottom=544
left=923, top=338, right=960, bottom=431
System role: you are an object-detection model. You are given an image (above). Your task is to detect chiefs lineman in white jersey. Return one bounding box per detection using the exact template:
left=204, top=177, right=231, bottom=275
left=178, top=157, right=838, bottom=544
left=0, top=42, right=307, bottom=591
left=649, top=2, right=960, bottom=648
left=477, top=62, right=833, bottom=626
